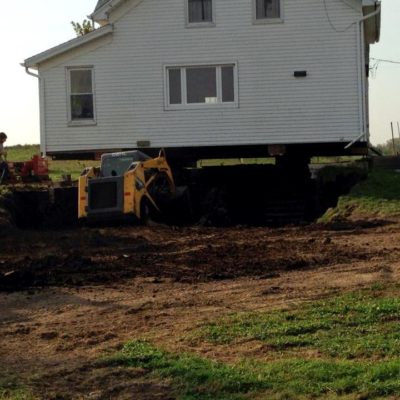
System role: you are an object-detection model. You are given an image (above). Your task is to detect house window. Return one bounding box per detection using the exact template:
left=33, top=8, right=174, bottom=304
left=255, top=0, right=281, bottom=20
left=68, top=67, right=95, bottom=123
left=166, top=64, right=237, bottom=108
left=187, top=0, right=213, bottom=24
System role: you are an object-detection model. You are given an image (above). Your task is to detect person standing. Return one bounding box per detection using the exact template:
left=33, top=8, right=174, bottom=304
left=0, top=132, right=9, bottom=183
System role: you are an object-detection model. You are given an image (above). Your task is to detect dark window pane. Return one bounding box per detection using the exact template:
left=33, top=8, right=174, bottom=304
left=221, top=66, right=234, bottom=102
left=256, top=0, right=280, bottom=19
left=71, top=94, right=94, bottom=119
left=186, top=67, right=217, bottom=104
left=168, top=69, right=182, bottom=105
left=70, top=70, right=92, bottom=93
left=188, top=0, right=212, bottom=23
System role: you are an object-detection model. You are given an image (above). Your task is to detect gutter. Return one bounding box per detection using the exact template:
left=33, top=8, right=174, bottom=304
left=24, top=66, right=39, bottom=78
left=23, top=66, right=46, bottom=156
left=360, top=2, right=381, bottom=25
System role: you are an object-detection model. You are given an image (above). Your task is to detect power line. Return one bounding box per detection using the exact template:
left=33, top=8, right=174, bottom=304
left=370, top=57, right=400, bottom=65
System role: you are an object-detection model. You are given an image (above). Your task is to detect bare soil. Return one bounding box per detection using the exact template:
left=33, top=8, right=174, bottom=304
left=1, top=218, right=400, bottom=399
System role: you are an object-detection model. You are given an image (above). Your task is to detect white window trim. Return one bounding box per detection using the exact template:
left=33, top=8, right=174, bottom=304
left=164, top=62, right=239, bottom=111
left=252, top=0, right=284, bottom=25
left=184, top=0, right=216, bottom=28
left=66, top=66, right=97, bottom=127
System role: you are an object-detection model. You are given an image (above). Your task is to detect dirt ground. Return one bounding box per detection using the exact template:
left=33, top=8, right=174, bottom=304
left=1, top=218, right=400, bottom=399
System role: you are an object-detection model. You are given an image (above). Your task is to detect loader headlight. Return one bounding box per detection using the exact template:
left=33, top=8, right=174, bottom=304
left=135, top=178, right=145, bottom=191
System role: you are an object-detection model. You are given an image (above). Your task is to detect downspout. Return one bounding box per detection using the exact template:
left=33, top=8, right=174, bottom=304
left=346, top=2, right=381, bottom=150
left=23, top=66, right=47, bottom=157
left=24, top=66, right=38, bottom=79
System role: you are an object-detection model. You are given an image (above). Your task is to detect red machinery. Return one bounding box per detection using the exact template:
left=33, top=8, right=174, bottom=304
left=5, top=155, right=50, bottom=183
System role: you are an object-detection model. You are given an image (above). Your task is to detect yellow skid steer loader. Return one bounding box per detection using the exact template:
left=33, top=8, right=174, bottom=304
left=78, top=149, right=176, bottom=223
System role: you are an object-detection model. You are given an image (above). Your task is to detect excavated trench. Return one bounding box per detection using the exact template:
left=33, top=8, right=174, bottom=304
left=0, top=164, right=367, bottom=231
left=0, top=187, right=78, bottom=230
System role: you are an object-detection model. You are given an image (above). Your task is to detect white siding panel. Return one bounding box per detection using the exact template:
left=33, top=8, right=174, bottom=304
left=40, top=0, right=363, bottom=153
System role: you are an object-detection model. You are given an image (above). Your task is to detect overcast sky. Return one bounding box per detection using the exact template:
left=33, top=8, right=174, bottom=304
left=0, top=0, right=398, bottom=147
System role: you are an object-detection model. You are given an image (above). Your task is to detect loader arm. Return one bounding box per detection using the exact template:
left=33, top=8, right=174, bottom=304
left=78, top=167, right=100, bottom=219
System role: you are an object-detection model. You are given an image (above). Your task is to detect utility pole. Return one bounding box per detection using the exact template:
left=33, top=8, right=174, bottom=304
left=391, top=122, right=397, bottom=155
left=397, top=121, right=400, bottom=141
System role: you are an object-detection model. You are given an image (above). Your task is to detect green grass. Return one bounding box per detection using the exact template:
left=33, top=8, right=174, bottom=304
left=197, top=288, right=400, bottom=359
left=107, top=340, right=265, bottom=399
left=47, top=159, right=98, bottom=181
left=5, top=144, right=97, bottom=181
left=320, top=168, right=400, bottom=221
left=0, top=390, right=36, bottom=400
left=0, top=377, right=36, bottom=400
left=5, top=145, right=40, bottom=162
left=104, top=287, right=400, bottom=399
left=105, top=340, right=400, bottom=399
left=198, top=158, right=275, bottom=167
left=199, top=156, right=364, bottom=168
left=311, top=156, right=364, bottom=164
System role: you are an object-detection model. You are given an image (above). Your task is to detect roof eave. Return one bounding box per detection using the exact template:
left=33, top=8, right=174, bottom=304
left=24, top=24, right=114, bottom=69
left=90, top=0, right=126, bottom=23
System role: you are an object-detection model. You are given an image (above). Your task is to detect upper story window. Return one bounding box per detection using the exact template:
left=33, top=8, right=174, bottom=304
left=166, top=64, right=237, bottom=109
left=254, top=0, right=282, bottom=23
left=67, top=67, right=96, bottom=125
left=187, top=0, right=214, bottom=26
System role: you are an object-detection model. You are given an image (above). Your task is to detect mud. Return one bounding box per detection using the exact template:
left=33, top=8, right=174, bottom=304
left=0, top=163, right=379, bottom=399
left=1, top=217, right=400, bottom=399
left=0, top=223, right=373, bottom=292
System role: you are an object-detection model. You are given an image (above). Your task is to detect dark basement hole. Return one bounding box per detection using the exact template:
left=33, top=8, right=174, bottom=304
left=2, top=166, right=366, bottom=229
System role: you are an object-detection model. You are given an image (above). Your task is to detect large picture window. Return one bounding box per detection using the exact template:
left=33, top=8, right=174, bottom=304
left=187, top=0, right=214, bottom=25
left=68, top=67, right=95, bottom=123
left=166, top=64, right=237, bottom=109
left=254, top=0, right=282, bottom=21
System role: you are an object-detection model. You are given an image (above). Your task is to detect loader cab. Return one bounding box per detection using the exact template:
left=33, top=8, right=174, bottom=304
left=100, top=151, right=151, bottom=177
left=82, top=151, right=149, bottom=219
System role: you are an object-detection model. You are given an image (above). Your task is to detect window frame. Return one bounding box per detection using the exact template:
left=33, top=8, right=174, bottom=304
left=164, top=62, right=239, bottom=110
left=252, top=0, right=284, bottom=25
left=185, top=0, right=216, bottom=28
left=66, top=66, right=97, bottom=126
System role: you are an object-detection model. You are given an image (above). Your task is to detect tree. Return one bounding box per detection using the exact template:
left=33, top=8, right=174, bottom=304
left=71, top=19, right=95, bottom=37
left=375, top=139, right=400, bottom=156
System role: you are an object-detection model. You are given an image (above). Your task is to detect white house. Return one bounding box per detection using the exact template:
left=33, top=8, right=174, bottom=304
left=24, top=0, right=381, bottom=162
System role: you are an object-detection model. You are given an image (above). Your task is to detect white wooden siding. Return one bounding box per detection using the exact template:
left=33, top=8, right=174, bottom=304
left=39, top=0, right=364, bottom=153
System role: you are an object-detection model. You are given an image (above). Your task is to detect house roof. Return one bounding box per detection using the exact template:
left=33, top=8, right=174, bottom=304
left=94, top=0, right=112, bottom=12
left=24, top=24, right=113, bottom=69
left=90, top=0, right=129, bottom=23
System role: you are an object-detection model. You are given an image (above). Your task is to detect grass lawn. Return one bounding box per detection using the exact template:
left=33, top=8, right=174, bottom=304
left=0, top=374, right=36, bottom=400
left=105, top=285, right=400, bottom=400
left=0, top=389, right=36, bottom=400
left=320, top=168, right=400, bottom=221
left=5, top=145, right=97, bottom=181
